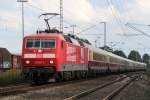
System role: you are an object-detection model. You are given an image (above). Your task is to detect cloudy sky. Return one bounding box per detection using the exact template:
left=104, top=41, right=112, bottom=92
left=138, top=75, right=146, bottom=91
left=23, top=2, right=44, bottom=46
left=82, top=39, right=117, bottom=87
left=0, top=0, right=150, bottom=56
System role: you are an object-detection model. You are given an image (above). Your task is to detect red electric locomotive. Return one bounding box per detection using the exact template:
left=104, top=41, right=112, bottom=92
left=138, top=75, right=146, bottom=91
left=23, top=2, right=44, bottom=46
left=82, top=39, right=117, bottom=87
left=22, top=32, right=89, bottom=83
left=22, top=13, right=89, bottom=83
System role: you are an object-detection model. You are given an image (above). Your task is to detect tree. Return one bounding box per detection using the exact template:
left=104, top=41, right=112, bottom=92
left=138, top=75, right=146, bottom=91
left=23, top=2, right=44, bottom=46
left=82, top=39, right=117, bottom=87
left=128, top=50, right=142, bottom=62
left=142, top=53, right=150, bottom=65
left=113, top=50, right=127, bottom=58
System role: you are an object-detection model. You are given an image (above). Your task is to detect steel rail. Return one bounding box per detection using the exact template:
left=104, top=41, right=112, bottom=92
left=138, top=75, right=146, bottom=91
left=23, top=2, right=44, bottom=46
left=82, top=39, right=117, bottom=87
left=0, top=76, right=115, bottom=96
left=102, top=76, right=136, bottom=100
left=64, top=75, right=127, bottom=100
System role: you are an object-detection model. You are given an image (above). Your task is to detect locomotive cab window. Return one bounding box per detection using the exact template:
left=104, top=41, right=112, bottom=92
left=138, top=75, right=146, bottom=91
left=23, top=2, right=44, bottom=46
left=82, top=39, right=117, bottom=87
left=34, top=39, right=40, bottom=48
left=26, top=39, right=34, bottom=48
left=41, top=39, right=55, bottom=48
left=26, top=38, right=56, bottom=49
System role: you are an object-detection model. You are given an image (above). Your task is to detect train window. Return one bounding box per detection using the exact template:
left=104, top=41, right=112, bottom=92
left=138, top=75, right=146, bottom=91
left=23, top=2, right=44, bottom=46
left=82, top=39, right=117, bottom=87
left=93, top=52, right=106, bottom=61
left=34, top=39, right=40, bottom=48
left=110, top=57, right=116, bottom=63
left=64, top=35, right=72, bottom=43
left=41, top=39, right=55, bottom=48
left=26, top=38, right=55, bottom=49
left=26, top=39, right=34, bottom=48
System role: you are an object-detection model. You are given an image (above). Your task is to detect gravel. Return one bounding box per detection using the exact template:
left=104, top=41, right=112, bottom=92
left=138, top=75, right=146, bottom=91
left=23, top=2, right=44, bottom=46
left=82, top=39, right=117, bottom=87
left=78, top=77, right=131, bottom=100
left=112, top=74, right=150, bottom=100
left=0, top=75, right=118, bottom=100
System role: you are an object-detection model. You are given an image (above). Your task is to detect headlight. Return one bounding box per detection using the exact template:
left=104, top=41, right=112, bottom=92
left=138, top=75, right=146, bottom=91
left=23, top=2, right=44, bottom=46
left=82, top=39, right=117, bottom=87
left=26, top=60, right=30, bottom=64
left=38, top=49, right=43, bottom=53
left=50, top=60, right=54, bottom=64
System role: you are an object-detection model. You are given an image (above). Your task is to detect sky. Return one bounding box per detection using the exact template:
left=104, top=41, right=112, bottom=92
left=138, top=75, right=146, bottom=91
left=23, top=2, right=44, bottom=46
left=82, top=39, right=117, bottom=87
left=0, top=0, right=150, bottom=56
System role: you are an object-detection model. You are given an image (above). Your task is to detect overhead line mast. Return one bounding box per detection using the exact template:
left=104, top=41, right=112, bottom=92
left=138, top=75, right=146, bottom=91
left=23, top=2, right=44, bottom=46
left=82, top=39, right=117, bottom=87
left=17, top=0, right=28, bottom=39
left=60, top=0, right=63, bottom=33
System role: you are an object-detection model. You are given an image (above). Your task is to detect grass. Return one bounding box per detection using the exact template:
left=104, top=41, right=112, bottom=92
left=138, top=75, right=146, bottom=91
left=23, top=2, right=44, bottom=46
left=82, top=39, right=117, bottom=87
left=0, top=69, right=26, bottom=86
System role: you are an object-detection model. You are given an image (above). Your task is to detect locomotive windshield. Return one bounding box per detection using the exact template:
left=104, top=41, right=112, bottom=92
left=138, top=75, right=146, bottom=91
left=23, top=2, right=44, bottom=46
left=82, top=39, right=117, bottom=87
left=26, top=38, right=55, bottom=49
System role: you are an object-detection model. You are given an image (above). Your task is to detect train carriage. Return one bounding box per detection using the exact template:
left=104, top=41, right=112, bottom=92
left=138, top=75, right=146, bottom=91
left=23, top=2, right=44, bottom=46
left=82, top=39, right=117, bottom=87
left=12, top=54, right=22, bottom=69
left=86, top=46, right=105, bottom=72
left=83, top=43, right=146, bottom=74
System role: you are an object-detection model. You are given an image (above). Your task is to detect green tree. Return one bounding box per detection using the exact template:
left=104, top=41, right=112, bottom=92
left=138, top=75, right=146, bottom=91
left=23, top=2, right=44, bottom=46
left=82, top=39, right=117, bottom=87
left=128, top=50, right=142, bottom=62
left=142, top=53, right=150, bottom=65
left=113, top=50, right=127, bottom=58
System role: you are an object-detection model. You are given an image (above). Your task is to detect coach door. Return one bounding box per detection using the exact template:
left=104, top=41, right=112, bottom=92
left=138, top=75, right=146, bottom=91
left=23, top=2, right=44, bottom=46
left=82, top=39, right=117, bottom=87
left=81, top=48, right=84, bottom=63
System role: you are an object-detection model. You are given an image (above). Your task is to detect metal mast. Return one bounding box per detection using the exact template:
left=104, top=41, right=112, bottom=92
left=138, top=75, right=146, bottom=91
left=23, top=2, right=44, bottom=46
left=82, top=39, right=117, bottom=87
left=17, top=0, right=28, bottom=38
left=60, top=0, right=63, bottom=33
left=100, top=22, right=107, bottom=50
left=70, top=25, right=77, bottom=34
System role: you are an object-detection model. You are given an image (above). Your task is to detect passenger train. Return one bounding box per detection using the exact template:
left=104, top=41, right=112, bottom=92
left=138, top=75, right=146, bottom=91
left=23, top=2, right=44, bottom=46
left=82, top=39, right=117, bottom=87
left=22, top=13, right=146, bottom=83
left=22, top=30, right=146, bottom=83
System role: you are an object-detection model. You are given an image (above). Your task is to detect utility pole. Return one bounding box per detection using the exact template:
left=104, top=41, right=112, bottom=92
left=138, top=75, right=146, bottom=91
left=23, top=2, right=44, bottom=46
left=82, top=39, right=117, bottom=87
left=100, top=22, right=107, bottom=50
left=94, top=37, right=101, bottom=48
left=17, top=0, right=28, bottom=39
left=60, top=0, right=63, bottom=33
left=94, top=39, right=98, bottom=47
left=70, top=25, right=76, bottom=34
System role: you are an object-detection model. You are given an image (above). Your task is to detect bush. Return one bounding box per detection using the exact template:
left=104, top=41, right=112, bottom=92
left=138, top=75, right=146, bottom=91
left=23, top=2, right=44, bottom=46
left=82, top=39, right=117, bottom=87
left=0, top=69, right=26, bottom=86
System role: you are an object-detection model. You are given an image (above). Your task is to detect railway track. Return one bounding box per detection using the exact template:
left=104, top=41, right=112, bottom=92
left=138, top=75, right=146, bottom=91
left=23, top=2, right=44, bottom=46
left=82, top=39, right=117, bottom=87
left=0, top=75, right=119, bottom=97
left=0, top=83, right=30, bottom=96
left=64, top=75, right=137, bottom=100
left=102, top=76, right=136, bottom=100
left=0, top=73, right=139, bottom=99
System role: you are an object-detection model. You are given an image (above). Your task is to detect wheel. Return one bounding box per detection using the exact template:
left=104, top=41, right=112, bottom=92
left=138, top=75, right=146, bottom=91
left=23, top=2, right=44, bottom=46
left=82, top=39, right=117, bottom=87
left=76, top=71, right=81, bottom=80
